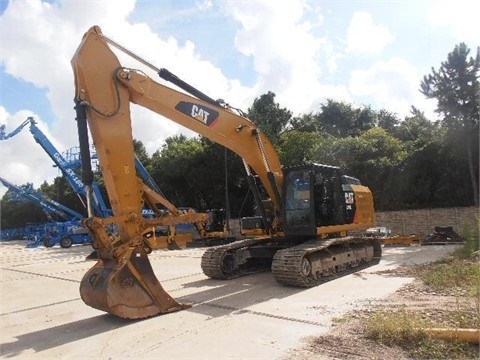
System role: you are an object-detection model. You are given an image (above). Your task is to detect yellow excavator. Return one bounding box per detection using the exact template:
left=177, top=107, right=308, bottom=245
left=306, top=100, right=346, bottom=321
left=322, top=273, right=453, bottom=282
left=71, top=26, right=382, bottom=319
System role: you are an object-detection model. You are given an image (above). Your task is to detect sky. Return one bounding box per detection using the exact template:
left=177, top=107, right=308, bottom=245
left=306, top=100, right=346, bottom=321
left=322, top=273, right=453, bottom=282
left=0, top=0, right=479, bottom=198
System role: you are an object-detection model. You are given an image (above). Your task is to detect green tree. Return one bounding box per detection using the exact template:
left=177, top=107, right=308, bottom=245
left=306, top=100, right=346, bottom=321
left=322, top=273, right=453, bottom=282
left=133, top=139, right=149, bottom=166
left=420, top=43, right=480, bottom=206
left=326, top=128, right=406, bottom=210
left=197, top=139, right=252, bottom=217
left=247, top=91, right=292, bottom=145
left=149, top=135, right=251, bottom=216
left=0, top=195, right=46, bottom=229
left=149, top=135, right=205, bottom=208
left=289, top=113, right=321, bottom=132
left=315, top=100, right=377, bottom=137
left=376, top=109, right=400, bottom=134
left=39, top=177, right=87, bottom=216
left=394, top=107, right=439, bottom=144
left=278, top=130, right=331, bottom=167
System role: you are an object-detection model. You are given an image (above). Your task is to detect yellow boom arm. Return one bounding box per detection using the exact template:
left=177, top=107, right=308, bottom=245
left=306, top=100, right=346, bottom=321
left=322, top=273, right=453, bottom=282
left=72, top=26, right=283, bottom=218
left=71, top=25, right=284, bottom=319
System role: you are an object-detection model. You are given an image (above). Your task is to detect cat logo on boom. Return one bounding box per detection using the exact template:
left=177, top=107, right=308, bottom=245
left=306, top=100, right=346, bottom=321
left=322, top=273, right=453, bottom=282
left=191, top=104, right=209, bottom=123
left=175, top=101, right=219, bottom=127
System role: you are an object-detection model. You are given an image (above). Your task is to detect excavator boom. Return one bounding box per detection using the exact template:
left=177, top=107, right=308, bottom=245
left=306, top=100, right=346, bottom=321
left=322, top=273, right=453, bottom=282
left=71, top=26, right=284, bottom=318
left=73, top=26, right=283, bottom=223
left=72, top=26, right=194, bottom=318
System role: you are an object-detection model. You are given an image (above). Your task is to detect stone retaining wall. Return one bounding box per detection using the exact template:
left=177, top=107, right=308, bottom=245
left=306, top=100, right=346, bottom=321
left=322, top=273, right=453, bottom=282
left=227, top=206, right=478, bottom=238
left=374, top=206, right=478, bottom=237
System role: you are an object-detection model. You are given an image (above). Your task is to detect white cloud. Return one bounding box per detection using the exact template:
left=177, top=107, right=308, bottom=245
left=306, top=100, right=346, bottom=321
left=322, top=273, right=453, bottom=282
left=0, top=1, right=138, bottom=145
left=222, top=0, right=327, bottom=113
left=0, top=0, right=249, bottom=198
left=427, top=0, right=480, bottom=43
left=349, top=58, right=435, bottom=119
left=0, top=0, right=253, bottom=155
left=346, top=11, right=394, bottom=55
left=0, top=107, right=8, bottom=123
left=196, top=0, right=213, bottom=11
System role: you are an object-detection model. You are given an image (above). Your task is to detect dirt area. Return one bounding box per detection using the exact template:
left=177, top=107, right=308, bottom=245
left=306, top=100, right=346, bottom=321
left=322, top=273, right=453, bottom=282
left=284, top=260, right=479, bottom=360
left=285, top=319, right=408, bottom=360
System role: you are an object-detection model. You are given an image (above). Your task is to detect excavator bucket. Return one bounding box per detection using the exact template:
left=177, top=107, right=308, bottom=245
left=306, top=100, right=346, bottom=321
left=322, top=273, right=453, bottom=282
left=80, top=246, right=191, bottom=319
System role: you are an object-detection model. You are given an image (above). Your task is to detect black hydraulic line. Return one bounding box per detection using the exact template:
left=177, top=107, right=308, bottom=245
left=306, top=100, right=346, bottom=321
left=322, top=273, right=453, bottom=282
left=75, top=100, right=93, bottom=186
left=100, top=31, right=221, bottom=108
left=246, top=175, right=270, bottom=232
left=266, top=171, right=283, bottom=215
left=224, top=148, right=231, bottom=234
left=75, top=100, right=95, bottom=217
left=158, top=68, right=221, bottom=107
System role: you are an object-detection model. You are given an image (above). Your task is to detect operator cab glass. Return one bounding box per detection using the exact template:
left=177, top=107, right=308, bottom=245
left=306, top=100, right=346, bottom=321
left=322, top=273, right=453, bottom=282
left=283, top=164, right=351, bottom=237
left=284, top=167, right=315, bottom=236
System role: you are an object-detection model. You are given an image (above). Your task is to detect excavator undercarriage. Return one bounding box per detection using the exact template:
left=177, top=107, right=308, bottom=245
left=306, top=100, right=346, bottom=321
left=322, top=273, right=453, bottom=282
left=271, top=237, right=382, bottom=286
left=201, top=236, right=382, bottom=287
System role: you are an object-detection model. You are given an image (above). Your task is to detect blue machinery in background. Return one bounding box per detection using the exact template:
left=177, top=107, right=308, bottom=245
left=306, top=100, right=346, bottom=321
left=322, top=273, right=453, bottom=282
left=0, top=177, right=90, bottom=248
left=0, top=117, right=110, bottom=217
left=0, top=117, right=110, bottom=247
left=1, top=116, right=225, bottom=249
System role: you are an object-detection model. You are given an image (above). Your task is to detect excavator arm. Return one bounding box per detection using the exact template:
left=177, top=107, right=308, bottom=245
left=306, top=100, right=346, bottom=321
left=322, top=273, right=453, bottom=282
left=72, top=26, right=283, bottom=227
left=124, top=72, right=284, bottom=214
left=71, top=23, right=280, bottom=318
left=71, top=25, right=285, bottom=319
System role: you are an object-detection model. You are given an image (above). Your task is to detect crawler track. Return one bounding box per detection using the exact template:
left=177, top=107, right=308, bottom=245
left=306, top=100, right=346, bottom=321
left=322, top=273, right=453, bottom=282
left=271, top=237, right=382, bottom=287
left=201, top=238, right=271, bottom=279
left=201, top=236, right=382, bottom=287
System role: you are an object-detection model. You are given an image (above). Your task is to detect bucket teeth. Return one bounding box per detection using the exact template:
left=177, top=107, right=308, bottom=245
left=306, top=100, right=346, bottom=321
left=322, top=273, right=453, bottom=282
left=80, top=247, right=190, bottom=319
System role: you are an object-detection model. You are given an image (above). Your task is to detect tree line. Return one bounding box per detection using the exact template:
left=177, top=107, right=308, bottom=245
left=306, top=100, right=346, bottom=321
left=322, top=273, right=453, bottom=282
left=1, top=43, right=478, bottom=229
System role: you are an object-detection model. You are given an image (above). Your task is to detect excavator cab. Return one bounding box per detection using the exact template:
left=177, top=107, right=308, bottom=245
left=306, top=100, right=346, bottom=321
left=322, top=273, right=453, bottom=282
left=283, top=164, right=357, bottom=237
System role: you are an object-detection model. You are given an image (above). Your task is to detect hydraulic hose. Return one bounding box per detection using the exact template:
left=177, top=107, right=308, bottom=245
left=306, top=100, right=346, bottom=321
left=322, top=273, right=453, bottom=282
left=75, top=100, right=95, bottom=217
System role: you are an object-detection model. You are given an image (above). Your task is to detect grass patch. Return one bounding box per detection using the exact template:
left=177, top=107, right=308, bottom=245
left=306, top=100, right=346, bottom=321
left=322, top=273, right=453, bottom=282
left=364, top=308, right=479, bottom=359
left=363, top=224, right=480, bottom=359
left=365, top=308, right=432, bottom=347
left=331, top=315, right=350, bottom=324
left=456, top=217, right=480, bottom=258
left=408, top=337, right=478, bottom=360
left=421, top=257, right=480, bottom=298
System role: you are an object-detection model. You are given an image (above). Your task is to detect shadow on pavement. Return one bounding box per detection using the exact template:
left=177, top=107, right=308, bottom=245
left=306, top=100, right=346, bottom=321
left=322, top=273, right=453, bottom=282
left=0, top=314, right=134, bottom=357
left=178, top=272, right=310, bottom=318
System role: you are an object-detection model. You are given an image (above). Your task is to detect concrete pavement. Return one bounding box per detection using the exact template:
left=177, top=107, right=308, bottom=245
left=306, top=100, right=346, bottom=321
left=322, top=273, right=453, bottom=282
left=0, top=241, right=457, bottom=359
